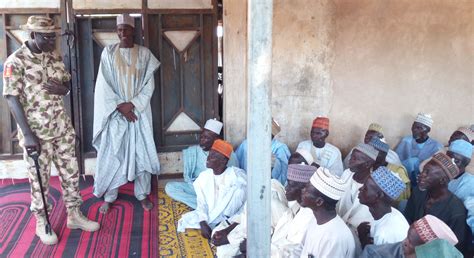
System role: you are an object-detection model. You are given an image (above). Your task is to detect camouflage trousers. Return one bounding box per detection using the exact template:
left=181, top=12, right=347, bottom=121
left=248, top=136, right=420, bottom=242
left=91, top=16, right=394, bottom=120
left=23, top=130, right=82, bottom=216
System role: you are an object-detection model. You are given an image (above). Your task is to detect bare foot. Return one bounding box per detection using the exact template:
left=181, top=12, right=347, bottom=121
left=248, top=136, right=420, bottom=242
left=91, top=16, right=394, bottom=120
left=99, top=202, right=112, bottom=214
left=140, top=198, right=153, bottom=211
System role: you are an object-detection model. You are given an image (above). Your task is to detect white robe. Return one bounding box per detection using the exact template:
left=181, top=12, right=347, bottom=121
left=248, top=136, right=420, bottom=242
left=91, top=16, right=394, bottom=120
left=336, top=169, right=374, bottom=255
left=297, top=140, right=344, bottom=176
left=215, top=179, right=289, bottom=257
left=92, top=44, right=160, bottom=198
left=371, top=208, right=409, bottom=245
left=271, top=202, right=314, bottom=258
left=300, top=215, right=356, bottom=258
left=177, top=166, right=247, bottom=232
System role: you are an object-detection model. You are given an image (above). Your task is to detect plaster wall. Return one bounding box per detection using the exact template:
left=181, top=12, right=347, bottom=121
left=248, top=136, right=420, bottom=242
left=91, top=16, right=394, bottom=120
left=330, top=0, right=474, bottom=155
left=223, top=0, right=473, bottom=156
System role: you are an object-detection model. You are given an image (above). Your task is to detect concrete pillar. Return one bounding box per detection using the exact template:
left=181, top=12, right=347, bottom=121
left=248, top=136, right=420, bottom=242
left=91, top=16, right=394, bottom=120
left=246, top=0, right=273, bottom=256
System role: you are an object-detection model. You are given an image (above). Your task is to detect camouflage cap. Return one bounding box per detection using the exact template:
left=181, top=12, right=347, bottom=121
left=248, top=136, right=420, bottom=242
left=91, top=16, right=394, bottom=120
left=20, top=16, right=57, bottom=33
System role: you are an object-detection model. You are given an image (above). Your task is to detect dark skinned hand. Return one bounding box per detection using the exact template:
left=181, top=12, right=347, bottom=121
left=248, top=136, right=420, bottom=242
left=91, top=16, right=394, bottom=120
left=239, top=238, right=247, bottom=253
left=43, top=78, right=69, bottom=95
left=199, top=221, right=212, bottom=239
left=123, top=111, right=138, bottom=123
left=24, top=133, right=41, bottom=156
left=117, top=102, right=135, bottom=115
left=211, top=229, right=230, bottom=246
left=357, top=222, right=373, bottom=247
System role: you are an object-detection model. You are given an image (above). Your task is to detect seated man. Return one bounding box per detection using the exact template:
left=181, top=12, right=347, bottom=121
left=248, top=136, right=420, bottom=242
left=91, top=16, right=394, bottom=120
left=165, top=119, right=238, bottom=208
left=395, top=113, right=443, bottom=186
left=357, top=166, right=409, bottom=248
left=212, top=161, right=313, bottom=257
left=271, top=163, right=318, bottom=257
left=361, top=214, right=459, bottom=258
left=177, top=140, right=246, bottom=239
left=337, top=143, right=379, bottom=250
left=415, top=239, right=463, bottom=258
left=344, top=123, right=401, bottom=169
left=235, top=118, right=291, bottom=185
left=447, top=139, right=474, bottom=235
left=448, top=127, right=474, bottom=175
left=369, top=138, right=411, bottom=204
left=297, top=116, right=344, bottom=176
left=299, top=167, right=355, bottom=258
left=404, top=153, right=468, bottom=252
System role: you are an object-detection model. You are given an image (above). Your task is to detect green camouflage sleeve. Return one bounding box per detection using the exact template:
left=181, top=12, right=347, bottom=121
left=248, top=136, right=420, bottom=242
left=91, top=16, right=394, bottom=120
left=2, top=59, right=25, bottom=97
left=53, top=52, right=71, bottom=82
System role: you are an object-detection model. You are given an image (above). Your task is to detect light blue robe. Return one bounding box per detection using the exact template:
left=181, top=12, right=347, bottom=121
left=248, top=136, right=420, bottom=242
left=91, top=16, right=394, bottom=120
left=235, top=139, right=291, bottom=185
left=92, top=44, right=160, bottom=201
left=165, top=145, right=239, bottom=209
left=449, top=172, right=474, bottom=234
left=395, top=136, right=442, bottom=186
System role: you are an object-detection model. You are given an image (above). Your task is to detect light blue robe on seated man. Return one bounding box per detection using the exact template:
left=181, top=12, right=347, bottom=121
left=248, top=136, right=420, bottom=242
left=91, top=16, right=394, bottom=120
left=235, top=138, right=291, bottom=185
left=165, top=145, right=239, bottom=209
left=395, top=136, right=442, bottom=186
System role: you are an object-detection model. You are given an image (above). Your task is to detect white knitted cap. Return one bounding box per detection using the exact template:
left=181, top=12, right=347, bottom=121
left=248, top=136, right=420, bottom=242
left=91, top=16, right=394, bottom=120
left=415, top=113, right=434, bottom=128
left=310, top=167, right=351, bottom=201
left=204, top=119, right=223, bottom=134
left=117, top=14, right=135, bottom=28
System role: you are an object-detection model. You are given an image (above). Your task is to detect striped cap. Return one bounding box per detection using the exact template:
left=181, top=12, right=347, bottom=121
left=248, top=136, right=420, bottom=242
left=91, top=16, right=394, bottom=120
left=429, top=153, right=460, bottom=180
left=371, top=166, right=406, bottom=200
left=457, top=127, right=474, bottom=142
left=414, top=215, right=458, bottom=245
left=354, top=143, right=379, bottom=161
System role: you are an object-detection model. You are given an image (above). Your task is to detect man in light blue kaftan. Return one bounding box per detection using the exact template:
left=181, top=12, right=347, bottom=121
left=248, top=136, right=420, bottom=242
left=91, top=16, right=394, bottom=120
left=447, top=139, right=474, bottom=234
left=395, top=113, right=442, bottom=186
left=235, top=118, right=290, bottom=185
left=165, top=119, right=239, bottom=209
left=93, top=14, right=160, bottom=213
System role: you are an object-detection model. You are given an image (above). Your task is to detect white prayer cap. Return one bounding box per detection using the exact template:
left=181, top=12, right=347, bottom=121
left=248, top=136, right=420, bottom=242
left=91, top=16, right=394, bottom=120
left=272, top=118, right=281, bottom=136
left=415, top=112, right=433, bottom=128
left=204, top=119, right=223, bottom=135
left=296, top=148, right=314, bottom=165
left=117, top=14, right=135, bottom=28
left=309, top=167, right=351, bottom=201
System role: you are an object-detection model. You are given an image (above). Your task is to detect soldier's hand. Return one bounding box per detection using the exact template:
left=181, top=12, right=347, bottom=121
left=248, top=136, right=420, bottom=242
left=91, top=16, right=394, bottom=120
left=43, top=78, right=69, bottom=95
left=24, top=133, right=41, bottom=156
left=117, top=102, right=134, bottom=115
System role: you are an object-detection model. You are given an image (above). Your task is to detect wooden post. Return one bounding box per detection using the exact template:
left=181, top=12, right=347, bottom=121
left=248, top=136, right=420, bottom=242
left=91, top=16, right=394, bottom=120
left=246, top=0, right=273, bottom=256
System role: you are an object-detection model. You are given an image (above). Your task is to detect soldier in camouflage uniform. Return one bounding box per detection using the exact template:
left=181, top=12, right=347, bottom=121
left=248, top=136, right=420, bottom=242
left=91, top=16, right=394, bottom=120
left=2, top=16, right=99, bottom=245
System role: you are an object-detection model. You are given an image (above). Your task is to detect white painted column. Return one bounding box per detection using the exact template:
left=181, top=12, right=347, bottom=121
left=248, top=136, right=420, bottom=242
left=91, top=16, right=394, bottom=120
left=246, top=0, right=273, bottom=256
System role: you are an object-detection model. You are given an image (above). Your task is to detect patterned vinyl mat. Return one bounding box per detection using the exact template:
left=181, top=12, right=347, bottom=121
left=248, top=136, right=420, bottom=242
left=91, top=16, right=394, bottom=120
left=158, top=187, right=216, bottom=257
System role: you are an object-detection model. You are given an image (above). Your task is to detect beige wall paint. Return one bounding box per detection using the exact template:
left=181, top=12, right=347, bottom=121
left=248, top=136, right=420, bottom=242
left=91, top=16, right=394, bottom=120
left=330, top=0, right=474, bottom=155
left=223, top=0, right=473, bottom=156
left=223, top=0, right=248, bottom=145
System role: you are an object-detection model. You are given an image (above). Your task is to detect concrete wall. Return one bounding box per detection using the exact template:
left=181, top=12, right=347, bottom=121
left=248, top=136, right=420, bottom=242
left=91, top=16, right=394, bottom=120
left=223, top=0, right=473, bottom=156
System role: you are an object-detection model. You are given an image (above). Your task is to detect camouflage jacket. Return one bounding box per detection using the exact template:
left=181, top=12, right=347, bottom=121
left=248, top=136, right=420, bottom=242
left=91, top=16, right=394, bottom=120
left=2, top=43, right=74, bottom=142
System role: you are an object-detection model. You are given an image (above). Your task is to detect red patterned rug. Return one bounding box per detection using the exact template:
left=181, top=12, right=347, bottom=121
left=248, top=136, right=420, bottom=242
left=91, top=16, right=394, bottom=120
left=0, top=176, right=158, bottom=257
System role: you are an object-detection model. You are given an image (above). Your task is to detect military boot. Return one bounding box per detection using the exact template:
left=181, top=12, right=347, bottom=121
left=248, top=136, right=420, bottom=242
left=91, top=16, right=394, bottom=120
left=35, top=215, right=58, bottom=245
left=67, top=207, right=100, bottom=232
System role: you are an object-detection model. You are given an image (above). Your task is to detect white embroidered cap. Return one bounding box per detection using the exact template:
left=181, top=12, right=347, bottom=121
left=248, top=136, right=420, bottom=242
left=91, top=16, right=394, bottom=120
left=204, top=119, right=223, bottom=135
left=415, top=113, right=434, bottom=128
left=117, top=14, right=135, bottom=28
left=310, top=167, right=351, bottom=201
